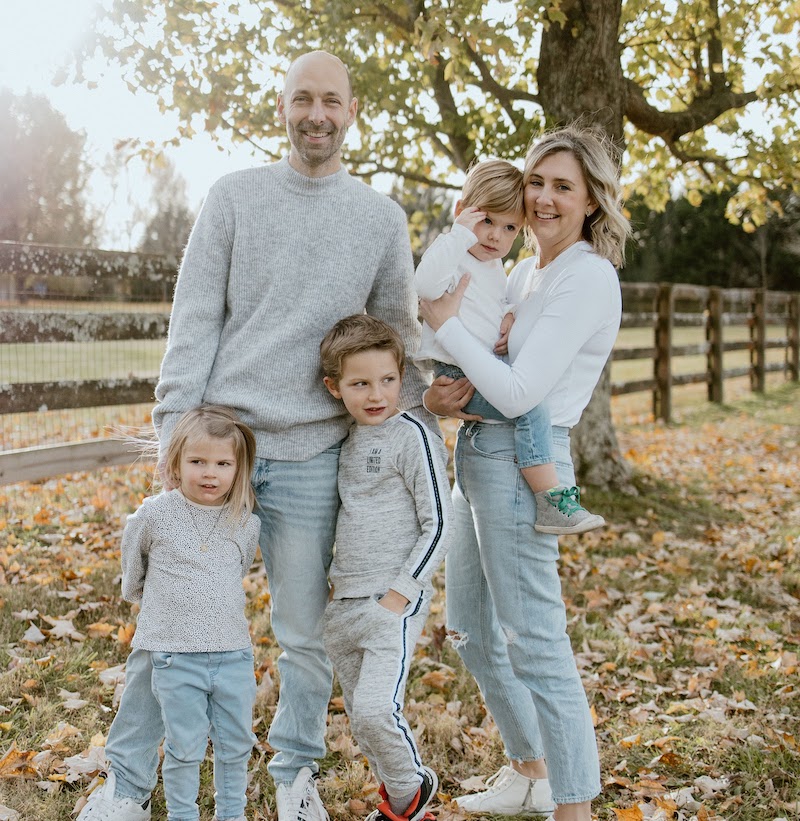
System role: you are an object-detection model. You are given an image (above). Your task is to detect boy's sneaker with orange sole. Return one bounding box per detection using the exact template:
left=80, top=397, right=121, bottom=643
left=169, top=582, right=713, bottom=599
left=366, top=767, right=438, bottom=821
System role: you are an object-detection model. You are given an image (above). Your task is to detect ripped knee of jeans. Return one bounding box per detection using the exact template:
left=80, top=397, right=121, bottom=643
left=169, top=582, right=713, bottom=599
left=502, top=626, right=518, bottom=645
left=446, top=628, right=468, bottom=649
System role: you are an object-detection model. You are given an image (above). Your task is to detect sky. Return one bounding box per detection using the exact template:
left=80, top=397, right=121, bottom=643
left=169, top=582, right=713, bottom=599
left=1, top=0, right=260, bottom=249
left=0, top=1, right=787, bottom=249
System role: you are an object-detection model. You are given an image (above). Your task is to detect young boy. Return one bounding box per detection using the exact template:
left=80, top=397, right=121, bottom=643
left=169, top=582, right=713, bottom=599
left=415, top=159, right=603, bottom=535
left=320, top=315, right=452, bottom=821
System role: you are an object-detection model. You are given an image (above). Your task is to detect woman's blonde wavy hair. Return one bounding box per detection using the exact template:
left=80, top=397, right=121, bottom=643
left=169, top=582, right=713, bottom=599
left=523, top=124, right=631, bottom=267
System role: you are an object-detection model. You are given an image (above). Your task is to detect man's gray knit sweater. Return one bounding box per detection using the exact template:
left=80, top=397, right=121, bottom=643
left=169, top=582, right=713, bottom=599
left=153, top=158, right=431, bottom=460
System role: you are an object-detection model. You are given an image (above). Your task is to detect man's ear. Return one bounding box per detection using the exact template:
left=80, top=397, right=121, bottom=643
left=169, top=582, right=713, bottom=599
left=276, top=92, right=286, bottom=125
left=323, top=376, right=342, bottom=399
left=346, top=96, right=358, bottom=128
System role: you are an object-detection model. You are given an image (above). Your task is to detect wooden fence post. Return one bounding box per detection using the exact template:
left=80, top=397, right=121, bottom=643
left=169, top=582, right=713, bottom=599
left=750, top=289, right=766, bottom=393
left=707, top=286, right=724, bottom=403
left=788, top=293, right=800, bottom=382
left=654, top=284, right=673, bottom=422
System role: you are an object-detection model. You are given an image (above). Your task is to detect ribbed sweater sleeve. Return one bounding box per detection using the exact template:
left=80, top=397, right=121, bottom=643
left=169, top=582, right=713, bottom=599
left=365, top=207, right=435, bottom=427
left=153, top=186, right=232, bottom=450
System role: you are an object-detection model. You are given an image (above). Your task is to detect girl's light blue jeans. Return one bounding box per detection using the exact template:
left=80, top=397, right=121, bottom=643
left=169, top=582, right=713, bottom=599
left=103, top=444, right=342, bottom=800
left=150, top=649, right=256, bottom=821
left=445, top=422, right=601, bottom=805
left=434, top=362, right=554, bottom=467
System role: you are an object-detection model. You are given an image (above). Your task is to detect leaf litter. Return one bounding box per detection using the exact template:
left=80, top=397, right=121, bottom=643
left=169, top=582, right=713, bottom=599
left=0, top=387, right=798, bottom=820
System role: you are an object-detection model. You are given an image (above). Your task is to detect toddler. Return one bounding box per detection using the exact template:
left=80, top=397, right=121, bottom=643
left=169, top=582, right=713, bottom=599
left=415, top=159, right=603, bottom=534
left=84, top=405, right=261, bottom=821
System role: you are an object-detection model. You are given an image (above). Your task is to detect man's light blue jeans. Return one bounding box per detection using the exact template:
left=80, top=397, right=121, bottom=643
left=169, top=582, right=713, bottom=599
left=104, top=444, right=341, bottom=800
left=150, top=649, right=256, bottom=821
left=445, top=422, right=601, bottom=805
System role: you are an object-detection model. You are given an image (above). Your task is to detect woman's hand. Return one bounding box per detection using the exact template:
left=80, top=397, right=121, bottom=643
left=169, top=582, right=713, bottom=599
left=424, top=374, right=483, bottom=421
left=418, top=273, right=471, bottom=331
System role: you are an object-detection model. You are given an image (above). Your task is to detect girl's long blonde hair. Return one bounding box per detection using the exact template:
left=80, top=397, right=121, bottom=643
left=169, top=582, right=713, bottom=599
left=163, top=405, right=257, bottom=518
left=523, top=124, right=631, bottom=267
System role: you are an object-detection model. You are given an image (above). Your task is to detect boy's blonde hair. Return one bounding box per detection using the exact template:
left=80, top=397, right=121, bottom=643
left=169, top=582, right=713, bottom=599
left=320, top=314, right=405, bottom=386
left=163, top=405, right=257, bottom=517
left=461, top=159, right=524, bottom=216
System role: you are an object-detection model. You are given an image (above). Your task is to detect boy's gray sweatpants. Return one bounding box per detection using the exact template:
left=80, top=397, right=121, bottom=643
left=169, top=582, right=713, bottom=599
left=323, top=592, right=430, bottom=796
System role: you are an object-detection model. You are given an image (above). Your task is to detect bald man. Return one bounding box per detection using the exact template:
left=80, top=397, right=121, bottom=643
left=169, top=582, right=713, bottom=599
left=79, top=51, right=434, bottom=821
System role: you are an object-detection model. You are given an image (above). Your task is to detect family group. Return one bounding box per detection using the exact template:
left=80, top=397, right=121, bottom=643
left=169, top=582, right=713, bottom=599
left=77, top=49, right=630, bottom=821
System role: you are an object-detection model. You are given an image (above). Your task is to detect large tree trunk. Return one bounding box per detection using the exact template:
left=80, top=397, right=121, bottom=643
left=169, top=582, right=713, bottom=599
left=538, top=0, right=625, bottom=141
left=570, top=367, right=635, bottom=492
left=537, top=0, right=633, bottom=491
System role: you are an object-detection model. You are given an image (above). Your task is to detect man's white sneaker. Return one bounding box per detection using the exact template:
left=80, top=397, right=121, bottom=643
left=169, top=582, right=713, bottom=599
left=454, top=765, right=555, bottom=815
left=76, top=770, right=151, bottom=821
left=276, top=767, right=330, bottom=821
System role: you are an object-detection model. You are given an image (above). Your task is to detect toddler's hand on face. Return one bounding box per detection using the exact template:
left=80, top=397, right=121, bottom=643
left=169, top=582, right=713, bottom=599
left=454, top=206, right=486, bottom=234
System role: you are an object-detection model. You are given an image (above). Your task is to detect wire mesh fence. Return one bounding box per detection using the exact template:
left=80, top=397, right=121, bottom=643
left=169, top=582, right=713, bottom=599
left=0, top=241, right=175, bottom=454
left=1, top=240, right=798, bottom=485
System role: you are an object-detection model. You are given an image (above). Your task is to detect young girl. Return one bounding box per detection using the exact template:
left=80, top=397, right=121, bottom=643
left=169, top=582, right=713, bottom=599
left=120, top=404, right=261, bottom=821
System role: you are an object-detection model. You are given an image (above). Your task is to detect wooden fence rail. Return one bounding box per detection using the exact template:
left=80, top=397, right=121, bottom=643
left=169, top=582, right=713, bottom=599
left=1, top=241, right=798, bottom=484
left=611, top=282, right=799, bottom=424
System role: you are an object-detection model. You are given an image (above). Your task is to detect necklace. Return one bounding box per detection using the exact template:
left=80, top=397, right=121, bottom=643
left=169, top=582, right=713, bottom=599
left=183, top=497, right=225, bottom=553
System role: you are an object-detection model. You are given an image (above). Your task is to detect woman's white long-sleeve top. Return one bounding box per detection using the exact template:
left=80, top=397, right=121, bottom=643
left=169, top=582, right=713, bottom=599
left=435, top=241, right=621, bottom=427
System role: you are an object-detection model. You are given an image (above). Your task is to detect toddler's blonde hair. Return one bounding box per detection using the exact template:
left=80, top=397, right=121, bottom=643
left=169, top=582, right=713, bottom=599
left=461, top=159, right=524, bottom=216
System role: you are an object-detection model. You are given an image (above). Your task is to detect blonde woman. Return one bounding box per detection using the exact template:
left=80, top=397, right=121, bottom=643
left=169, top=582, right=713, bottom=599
left=421, top=124, right=631, bottom=821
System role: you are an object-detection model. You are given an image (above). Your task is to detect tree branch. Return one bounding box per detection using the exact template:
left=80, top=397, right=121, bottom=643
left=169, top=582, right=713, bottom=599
left=706, top=0, right=727, bottom=94
left=373, top=2, right=415, bottom=33
left=347, top=156, right=461, bottom=189
left=624, top=77, right=758, bottom=140
left=220, top=115, right=281, bottom=159
left=460, top=39, right=538, bottom=126
left=429, top=60, right=473, bottom=170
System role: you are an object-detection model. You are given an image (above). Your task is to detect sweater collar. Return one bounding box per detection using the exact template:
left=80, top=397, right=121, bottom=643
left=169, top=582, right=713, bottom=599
left=276, top=156, right=351, bottom=193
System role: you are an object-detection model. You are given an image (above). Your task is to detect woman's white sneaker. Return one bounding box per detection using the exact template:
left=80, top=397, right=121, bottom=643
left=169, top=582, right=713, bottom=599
left=454, top=765, right=555, bottom=815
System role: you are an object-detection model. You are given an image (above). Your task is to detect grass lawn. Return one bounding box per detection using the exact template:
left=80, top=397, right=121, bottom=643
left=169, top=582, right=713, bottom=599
left=0, top=386, right=798, bottom=821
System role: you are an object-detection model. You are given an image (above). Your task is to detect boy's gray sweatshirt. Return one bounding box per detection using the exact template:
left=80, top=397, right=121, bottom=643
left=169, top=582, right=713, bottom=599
left=330, top=413, right=453, bottom=603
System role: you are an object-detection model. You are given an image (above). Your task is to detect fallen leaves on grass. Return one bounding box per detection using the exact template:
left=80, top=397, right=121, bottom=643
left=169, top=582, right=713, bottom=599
left=1, top=394, right=799, bottom=820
